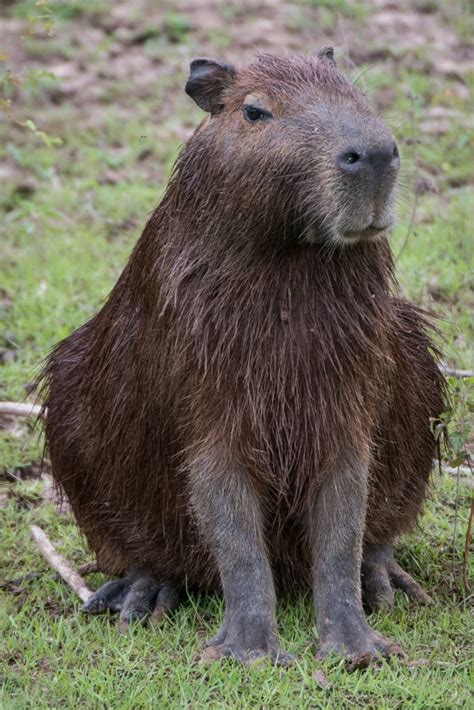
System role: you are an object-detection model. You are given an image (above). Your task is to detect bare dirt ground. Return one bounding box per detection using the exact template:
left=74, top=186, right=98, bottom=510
left=1, top=0, right=472, bottom=179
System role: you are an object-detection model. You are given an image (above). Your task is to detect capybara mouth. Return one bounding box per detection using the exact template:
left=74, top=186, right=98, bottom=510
left=341, top=223, right=391, bottom=244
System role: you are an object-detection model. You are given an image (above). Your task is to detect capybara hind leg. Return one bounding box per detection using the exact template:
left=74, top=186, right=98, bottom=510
left=308, top=451, right=404, bottom=662
left=190, top=452, right=291, bottom=665
left=362, top=544, right=432, bottom=612
left=84, top=571, right=179, bottom=625
left=361, top=546, right=395, bottom=611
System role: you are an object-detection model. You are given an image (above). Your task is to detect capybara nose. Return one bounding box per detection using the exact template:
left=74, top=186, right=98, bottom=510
left=337, top=141, right=399, bottom=174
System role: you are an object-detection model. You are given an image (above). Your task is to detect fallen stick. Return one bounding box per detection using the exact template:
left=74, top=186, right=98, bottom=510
left=444, top=465, right=473, bottom=478
left=30, top=525, right=93, bottom=603
left=0, top=401, right=44, bottom=418
left=440, top=367, right=474, bottom=379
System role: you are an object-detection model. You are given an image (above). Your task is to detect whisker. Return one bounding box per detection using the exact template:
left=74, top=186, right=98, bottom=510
left=351, top=66, right=373, bottom=86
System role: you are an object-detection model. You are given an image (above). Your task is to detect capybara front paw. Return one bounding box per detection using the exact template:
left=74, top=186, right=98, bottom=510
left=200, top=620, right=292, bottom=666
left=317, top=630, right=403, bottom=664
left=362, top=544, right=432, bottom=612
left=316, top=608, right=404, bottom=665
left=201, top=640, right=292, bottom=666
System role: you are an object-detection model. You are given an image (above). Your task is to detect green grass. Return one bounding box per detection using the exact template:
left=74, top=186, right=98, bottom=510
left=1, top=0, right=473, bottom=707
left=1, top=477, right=472, bottom=708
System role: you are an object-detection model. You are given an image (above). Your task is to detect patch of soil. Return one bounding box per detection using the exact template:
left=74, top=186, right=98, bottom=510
left=1, top=0, right=471, bottom=134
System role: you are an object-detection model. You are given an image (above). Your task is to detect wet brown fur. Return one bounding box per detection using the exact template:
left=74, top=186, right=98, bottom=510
left=40, top=53, right=446, bottom=595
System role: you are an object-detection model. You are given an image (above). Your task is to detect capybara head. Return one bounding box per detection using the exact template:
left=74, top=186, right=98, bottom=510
left=183, top=50, right=399, bottom=249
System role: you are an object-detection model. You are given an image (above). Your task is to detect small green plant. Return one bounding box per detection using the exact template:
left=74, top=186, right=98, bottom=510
left=305, top=0, right=367, bottom=19
left=163, top=12, right=193, bottom=43
left=432, top=377, right=473, bottom=470
left=1, top=1, right=62, bottom=148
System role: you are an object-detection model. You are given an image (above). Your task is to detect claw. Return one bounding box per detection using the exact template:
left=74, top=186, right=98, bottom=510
left=83, top=578, right=129, bottom=614
left=200, top=619, right=291, bottom=666
left=200, top=642, right=292, bottom=666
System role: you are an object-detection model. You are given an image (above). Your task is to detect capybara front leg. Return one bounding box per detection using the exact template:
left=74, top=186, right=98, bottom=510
left=190, top=451, right=291, bottom=665
left=308, top=451, right=404, bottom=664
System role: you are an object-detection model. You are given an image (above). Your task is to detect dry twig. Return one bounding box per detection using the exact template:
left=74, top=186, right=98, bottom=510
left=0, top=401, right=44, bottom=418
left=30, top=525, right=93, bottom=603
left=441, top=367, right=474, bottom=379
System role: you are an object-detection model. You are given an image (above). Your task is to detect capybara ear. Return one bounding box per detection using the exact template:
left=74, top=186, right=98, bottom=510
left=185, top=58, right=236, bottom=113
left=317, top=46, right=336, bottom=67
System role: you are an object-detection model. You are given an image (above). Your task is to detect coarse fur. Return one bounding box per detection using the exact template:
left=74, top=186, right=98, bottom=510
left=40, top=54, right=445, bottom=613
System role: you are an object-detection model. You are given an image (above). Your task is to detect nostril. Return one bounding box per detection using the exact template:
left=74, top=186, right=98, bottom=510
left=392, top=143, right=399, bottom=160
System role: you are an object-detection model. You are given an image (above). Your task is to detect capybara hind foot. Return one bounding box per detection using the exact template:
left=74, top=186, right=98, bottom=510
left=201, top=618, right=293, bottom=666
left=83, top=577, right=131, bottom=614
left=316, top=606, right=404, bottom=663
left=362, top=544, right=432, bottom=612
left=83, top=571, right=179, bottom=626
left=150, top=583, right=180, bottom=624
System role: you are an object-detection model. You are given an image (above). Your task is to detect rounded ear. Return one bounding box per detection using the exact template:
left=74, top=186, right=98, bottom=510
left=317, top=46, right=336, bottom=68
left=185, top=58, right=236, bottom=114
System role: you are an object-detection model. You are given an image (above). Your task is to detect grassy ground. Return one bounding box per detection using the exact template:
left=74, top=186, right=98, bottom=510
left=1, top=0, right=473, bottom=707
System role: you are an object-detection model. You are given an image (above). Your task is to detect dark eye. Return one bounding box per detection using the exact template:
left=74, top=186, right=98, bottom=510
left=344, top=152, right=360, bottom=164
left=243, top=105, right=271, bottom=123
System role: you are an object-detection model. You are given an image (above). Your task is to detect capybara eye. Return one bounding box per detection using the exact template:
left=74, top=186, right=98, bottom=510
left=243, top=105, right=270, bottom=123
left=344, top=151, right=361, bottom=164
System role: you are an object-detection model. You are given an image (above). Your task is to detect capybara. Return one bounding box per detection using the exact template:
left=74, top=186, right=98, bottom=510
left=40, top=50, right=445, bottom=663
